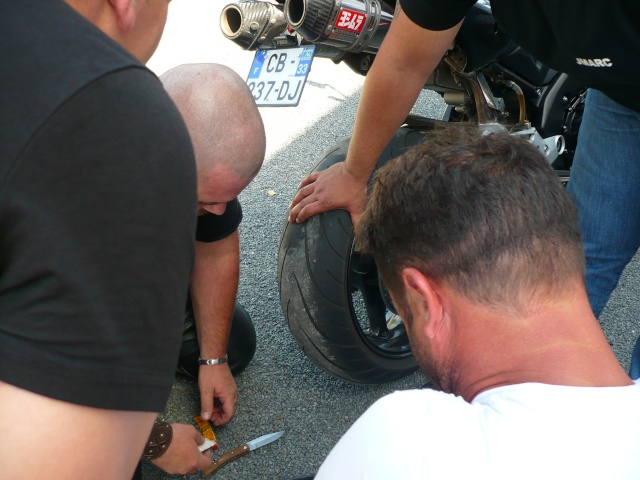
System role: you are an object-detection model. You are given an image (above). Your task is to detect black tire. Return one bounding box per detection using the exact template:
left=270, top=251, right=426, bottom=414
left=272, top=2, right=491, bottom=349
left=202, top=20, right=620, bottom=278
left=278, top=128, right=425, bottom=384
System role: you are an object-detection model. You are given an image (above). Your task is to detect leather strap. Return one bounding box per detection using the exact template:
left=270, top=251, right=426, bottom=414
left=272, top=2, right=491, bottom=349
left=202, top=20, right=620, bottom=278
left=142, top=419, right=173, bottom=459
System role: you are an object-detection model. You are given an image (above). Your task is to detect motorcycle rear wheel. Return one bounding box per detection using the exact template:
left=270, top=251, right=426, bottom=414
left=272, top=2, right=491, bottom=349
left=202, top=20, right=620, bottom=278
left=278, top=128, right=424, bottom=383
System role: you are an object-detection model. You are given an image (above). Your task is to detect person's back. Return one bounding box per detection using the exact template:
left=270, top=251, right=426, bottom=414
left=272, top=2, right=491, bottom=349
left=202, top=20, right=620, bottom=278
left=0, top=0, right=195, bottom=411
left=322, top=382, right=640, bottom=479
left=474, top=382, right=640, bottom=478
left=0, top=0, right=197, bottom=477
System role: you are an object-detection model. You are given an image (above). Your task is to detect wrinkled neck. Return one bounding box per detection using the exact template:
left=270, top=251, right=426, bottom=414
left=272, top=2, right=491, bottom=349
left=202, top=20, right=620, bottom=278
left=443, top=291, right=632, bottom=402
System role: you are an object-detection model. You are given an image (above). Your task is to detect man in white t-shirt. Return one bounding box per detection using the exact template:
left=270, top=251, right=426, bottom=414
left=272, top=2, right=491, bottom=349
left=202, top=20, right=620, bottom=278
left=316, top=126, right=640, bottom=480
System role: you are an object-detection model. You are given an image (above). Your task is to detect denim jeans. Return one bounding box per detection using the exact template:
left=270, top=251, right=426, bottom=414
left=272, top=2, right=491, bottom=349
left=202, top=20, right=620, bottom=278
left=566, top=89, right=640, bottom=378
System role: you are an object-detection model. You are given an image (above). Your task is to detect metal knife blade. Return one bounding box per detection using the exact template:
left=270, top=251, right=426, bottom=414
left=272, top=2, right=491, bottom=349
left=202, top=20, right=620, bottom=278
left=247, top=430, right=284, bottom=451
left=202, top=430, right=285, bottom=477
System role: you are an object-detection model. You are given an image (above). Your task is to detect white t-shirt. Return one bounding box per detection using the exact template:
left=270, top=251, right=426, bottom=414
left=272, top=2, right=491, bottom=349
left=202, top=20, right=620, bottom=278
left=316, top=381, right=640, bottom=479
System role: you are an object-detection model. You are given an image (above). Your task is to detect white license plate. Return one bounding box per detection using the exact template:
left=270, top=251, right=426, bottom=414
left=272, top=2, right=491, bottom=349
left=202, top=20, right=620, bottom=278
left=246, top=46, right=315, bottom=107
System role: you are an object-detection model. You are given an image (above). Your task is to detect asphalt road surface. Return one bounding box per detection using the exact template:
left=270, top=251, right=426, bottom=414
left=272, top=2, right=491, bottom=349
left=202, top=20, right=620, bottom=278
left=142, top=2, right=640, bottom=478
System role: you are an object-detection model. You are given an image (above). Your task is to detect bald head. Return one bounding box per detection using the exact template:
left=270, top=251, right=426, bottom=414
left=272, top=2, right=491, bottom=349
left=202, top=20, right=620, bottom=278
left=161, top=63, right=266, bottom=182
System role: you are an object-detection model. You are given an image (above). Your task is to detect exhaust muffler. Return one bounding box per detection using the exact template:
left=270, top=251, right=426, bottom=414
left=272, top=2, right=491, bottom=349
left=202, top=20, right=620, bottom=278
left=221, top=1, right=288, bottom=50
left=284, top=0, right=394, bottom=54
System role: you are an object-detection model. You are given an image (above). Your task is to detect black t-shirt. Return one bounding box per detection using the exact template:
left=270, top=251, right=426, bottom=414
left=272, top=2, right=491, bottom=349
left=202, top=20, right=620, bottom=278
left=0, top=0, right=197, bottom=412
left=196, top=199, right=243, bottom=243
left=400, top=0, right=640, bottom=112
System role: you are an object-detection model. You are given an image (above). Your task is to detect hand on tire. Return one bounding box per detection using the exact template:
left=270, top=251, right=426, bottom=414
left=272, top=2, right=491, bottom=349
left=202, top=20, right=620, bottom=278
left=288, top=162, right=368, bottom=226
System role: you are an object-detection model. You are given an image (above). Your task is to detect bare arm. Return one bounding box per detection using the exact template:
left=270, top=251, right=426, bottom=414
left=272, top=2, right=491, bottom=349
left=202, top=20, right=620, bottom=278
left=346, top=10, right=461, bottom=178
left=288, top=10, right=462, bottom=225
left=190, top=231, right=240, bottom=425
left=0, top=381, right=155, bottom=479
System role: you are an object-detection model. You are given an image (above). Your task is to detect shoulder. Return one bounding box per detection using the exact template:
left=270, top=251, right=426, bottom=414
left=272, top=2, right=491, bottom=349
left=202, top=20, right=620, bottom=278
left=54, top=66, right=193, bottom=176
left=351, top=388, right=474, bottom=435
left=368, top=388, right=474, bottom=424
left=9, top=65, right=195, bottom=206
left=0, top=0, right=167, bottom=177
left=80, top=66, right=181, bottom=125
left=316, top=389, right=482, bottom=479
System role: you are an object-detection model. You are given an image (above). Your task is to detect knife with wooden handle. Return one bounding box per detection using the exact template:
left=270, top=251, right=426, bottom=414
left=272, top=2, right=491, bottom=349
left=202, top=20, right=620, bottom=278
left=202, top=431, right=284, bottom=476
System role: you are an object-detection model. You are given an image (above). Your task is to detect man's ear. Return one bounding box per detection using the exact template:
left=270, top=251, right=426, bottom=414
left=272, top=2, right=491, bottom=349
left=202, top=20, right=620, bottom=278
left=108, top=0, right=136, bottom=31
left=401, top=268, right=446, bottom=340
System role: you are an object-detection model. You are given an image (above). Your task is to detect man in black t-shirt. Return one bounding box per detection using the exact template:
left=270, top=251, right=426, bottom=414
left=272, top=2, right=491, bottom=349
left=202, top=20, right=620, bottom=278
left=0, top=0, right=199, bottom=478
left=288, top=1, right=640, bottom=376
left=140, top=63, right=265, bottom=476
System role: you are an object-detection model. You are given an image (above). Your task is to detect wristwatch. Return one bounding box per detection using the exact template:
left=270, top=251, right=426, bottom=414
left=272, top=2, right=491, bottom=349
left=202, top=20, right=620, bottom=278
left=198, top=354, right=228, bottom=365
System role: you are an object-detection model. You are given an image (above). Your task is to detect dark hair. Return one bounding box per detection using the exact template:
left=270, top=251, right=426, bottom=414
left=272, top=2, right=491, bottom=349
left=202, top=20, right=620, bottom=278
left=356, top=125, right=584, bottom=310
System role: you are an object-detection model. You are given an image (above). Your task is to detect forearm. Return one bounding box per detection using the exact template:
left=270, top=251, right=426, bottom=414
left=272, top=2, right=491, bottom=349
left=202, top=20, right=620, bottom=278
left=0, top=381, right=156, bottom=479
left=345, top=10, right=462, bottom=178
left=346, top=67, right=428, bottom=179
left=190, top=232, right=240, bottom=358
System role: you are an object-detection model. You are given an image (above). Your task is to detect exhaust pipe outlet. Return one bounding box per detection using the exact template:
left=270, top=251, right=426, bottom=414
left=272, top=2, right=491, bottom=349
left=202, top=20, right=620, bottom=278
left=284, top=0, right=393, bottom=54
left=221, top=1, right=288, bottom=50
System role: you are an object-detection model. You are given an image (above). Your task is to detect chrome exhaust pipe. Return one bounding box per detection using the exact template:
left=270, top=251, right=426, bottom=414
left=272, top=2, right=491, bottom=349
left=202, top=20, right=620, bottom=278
left=220, top=1, right=288, bottom=50
left=284, top=0, right=393, bottom=53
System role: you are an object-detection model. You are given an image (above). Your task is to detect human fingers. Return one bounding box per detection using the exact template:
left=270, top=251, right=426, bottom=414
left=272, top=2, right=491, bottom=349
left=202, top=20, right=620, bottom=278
left=199, top=384, right=214, bottom=422
left=292, top=198, right=329, bottom=224
left=192, top=429, right=205, bottom=446
left=290, top=170, right=340, bottom=222
left=288, top=182, right=313, bottom=209
left=288, top=184, right=317, bottom=221
left=296, top=171, right=319, bottom=191
left=288, top=191, right=314, bottom=223
left=210, top=393, right=237, bottom=426
left=196, top=450, right=214, bottom=471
